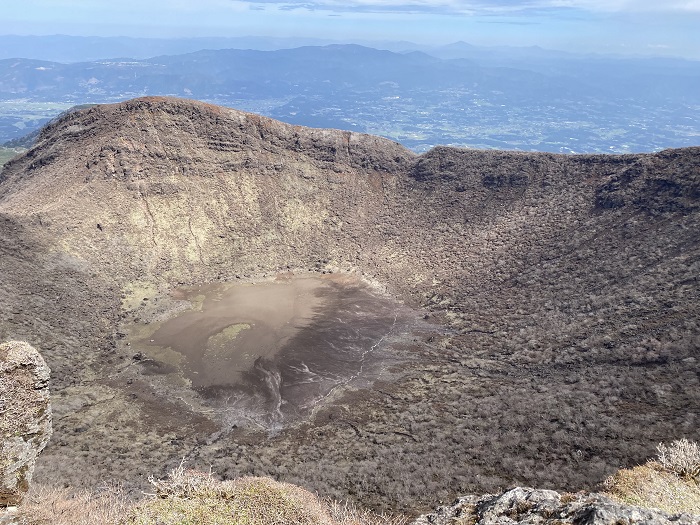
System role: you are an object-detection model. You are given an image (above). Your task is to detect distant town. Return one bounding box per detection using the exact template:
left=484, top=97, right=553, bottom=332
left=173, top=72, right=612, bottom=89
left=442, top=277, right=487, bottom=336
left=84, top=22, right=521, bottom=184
left=1, top=39, right=698, bottom=158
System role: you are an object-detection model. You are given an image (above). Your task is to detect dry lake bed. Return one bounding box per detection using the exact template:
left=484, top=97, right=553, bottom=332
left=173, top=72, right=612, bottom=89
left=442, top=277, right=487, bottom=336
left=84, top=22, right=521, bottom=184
left=121, top=273, right=430, bottom=430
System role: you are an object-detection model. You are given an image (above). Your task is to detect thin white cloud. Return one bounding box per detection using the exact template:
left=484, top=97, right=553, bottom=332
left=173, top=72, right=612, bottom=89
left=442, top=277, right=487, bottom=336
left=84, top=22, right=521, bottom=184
left=233, top=0, right=546, bottom=15
left=561, top=0, right=700, bottom=11
left=231, top=0, right=700, bottom=15
left=10, top=0, right=700, bottom=17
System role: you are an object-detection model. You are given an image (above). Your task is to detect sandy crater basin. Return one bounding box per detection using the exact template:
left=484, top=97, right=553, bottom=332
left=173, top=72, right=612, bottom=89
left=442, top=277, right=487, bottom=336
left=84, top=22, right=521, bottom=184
left=126, top=273, right=423, bottom=428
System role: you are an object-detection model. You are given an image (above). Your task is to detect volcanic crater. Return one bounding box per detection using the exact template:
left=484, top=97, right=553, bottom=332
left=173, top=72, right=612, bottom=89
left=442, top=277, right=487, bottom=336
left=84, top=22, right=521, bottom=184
left=0, top=97, right=698, bottom=513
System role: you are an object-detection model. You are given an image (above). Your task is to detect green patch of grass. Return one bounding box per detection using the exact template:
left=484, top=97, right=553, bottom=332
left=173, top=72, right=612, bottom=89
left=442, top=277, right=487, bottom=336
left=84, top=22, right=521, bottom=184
left=0, top=146, right=24, bottom=168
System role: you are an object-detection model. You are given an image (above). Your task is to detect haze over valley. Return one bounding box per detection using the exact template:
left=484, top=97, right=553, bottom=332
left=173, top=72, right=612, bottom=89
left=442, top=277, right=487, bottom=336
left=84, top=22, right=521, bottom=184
left=1, top=36, right=699, bottom=156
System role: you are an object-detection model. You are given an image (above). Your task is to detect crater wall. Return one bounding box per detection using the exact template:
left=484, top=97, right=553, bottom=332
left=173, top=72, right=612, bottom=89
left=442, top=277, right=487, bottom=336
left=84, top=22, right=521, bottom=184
left=0, top=97, right=698, bottom=513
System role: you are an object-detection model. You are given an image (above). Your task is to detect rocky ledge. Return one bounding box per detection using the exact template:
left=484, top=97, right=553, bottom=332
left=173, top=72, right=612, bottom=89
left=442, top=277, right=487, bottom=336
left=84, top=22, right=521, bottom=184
left=413, top=487, right=699, bottom=525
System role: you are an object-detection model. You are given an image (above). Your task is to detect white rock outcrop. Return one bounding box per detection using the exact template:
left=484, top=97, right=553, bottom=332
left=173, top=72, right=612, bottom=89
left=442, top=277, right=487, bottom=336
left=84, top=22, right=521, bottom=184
left=411, top=487, right=700, bottom=525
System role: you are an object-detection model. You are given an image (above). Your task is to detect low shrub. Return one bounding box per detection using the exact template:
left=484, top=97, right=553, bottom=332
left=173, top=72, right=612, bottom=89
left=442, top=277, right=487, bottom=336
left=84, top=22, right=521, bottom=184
left=17, top=464, right=408, bottom=525
left=326, top=499, right=409, bottom=525
left=127, top=466, right=335, bottom=525
left=656, top=438, right=700, bottom=481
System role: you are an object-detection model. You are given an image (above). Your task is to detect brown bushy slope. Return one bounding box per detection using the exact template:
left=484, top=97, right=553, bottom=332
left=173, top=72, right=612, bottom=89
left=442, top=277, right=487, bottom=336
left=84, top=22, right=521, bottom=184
left=0, top=97, right=698, bottom=513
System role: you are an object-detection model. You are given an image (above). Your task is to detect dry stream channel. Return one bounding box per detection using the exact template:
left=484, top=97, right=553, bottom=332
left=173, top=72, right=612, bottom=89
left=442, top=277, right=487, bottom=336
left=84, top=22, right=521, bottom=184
left=122, top=273, right=429, bottom=431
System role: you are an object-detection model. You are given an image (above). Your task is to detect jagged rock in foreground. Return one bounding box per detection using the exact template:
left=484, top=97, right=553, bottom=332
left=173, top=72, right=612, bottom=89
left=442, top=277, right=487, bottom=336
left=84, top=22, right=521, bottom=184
left=412, top=487, right=700, bottom=525
left=0, top=341, right=52, bottom=507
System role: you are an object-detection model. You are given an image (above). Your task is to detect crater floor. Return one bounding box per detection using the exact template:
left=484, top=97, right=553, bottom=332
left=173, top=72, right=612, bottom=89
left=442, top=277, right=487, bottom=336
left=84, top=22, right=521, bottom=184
left=122, top=273, right=431, bottom=431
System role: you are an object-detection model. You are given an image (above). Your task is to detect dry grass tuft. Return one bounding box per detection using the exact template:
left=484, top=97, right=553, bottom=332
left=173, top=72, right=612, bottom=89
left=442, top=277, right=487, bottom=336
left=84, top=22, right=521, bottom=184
left=146, top=460, right=219, bottom=499
left=605, top=438, right=700, bottom=515
left=326, top=499, right=410, bottom=525
left=16, top=464, right=411, bottom=525
left=604, top=461, right=700, bottom=515
left=16, top=484, right=131, bottom=525
left=128, top=469, right=335, bottom=525
left=127, top=464, right=410, bottom=525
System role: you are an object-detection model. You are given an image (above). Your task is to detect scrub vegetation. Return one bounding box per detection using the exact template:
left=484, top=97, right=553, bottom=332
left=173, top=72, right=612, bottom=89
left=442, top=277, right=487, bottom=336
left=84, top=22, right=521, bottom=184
left=15, top=441, right=700, bottom=523
left=17, top=464, right=407, bottom=525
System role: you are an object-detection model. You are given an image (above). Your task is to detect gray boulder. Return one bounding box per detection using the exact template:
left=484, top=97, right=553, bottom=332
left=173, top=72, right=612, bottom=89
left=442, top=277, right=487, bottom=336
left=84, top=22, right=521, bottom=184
left=412, top=486, right=700, bottom=525
left=0, top=341, right=52, bottom=507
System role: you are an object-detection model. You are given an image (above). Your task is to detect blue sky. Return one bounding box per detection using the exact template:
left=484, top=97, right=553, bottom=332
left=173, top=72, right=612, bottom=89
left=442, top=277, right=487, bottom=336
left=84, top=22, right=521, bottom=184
left=3, top=0, right=700, bottom=58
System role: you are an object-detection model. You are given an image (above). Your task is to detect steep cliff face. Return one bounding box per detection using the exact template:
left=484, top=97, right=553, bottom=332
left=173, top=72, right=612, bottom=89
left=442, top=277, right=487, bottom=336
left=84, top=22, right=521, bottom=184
left=0, top=97, right=698, bottom=513
left=0, top=97, right=413, bottom=284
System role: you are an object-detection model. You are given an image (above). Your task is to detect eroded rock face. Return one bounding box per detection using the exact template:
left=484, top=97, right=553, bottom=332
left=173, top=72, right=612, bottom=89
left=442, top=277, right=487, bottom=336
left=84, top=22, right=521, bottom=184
left=412, top=487, right=700, bottom=525
left=0, top=341, right=52, bottom=506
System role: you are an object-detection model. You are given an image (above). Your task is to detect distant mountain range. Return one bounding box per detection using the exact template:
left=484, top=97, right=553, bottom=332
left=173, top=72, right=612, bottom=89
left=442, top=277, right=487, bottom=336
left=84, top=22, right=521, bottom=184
left=0, top=38, right=698, bottom=153
left=0, top=34, right=589, bottom=63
